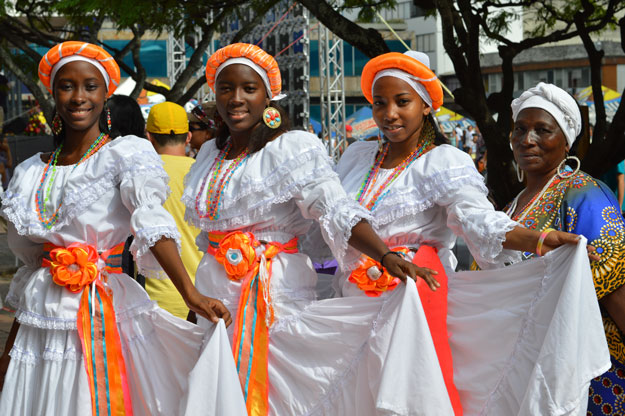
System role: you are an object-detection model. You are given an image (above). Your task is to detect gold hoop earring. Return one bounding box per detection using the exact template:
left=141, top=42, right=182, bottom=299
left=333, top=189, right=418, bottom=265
left=263, top=107, right=281, bottom=129
left=557, top=155, right=581, bottom=178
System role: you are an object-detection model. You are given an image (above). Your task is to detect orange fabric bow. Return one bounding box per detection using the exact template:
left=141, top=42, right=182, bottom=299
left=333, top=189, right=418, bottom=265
left=348, top=256, right=401, bottom=297
left=212, top=232, right=260, bottom=281
left=43, top=243, right=99, bottom=293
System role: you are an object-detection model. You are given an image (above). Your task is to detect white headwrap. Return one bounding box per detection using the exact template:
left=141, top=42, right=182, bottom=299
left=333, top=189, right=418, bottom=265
left=214, top=57, right=286, bottom=100
left=371, top=51, right=435, bottom=108
left=511, top=82, right=581, bottom=148
left=50, top=55, right=110, bottom=92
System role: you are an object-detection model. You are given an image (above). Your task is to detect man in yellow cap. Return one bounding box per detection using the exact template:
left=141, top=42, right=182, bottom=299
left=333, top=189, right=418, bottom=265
left=145, top=102, right=202, bottom=318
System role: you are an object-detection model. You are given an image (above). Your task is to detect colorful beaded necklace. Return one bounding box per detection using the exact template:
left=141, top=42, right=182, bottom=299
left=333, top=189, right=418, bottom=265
left=356, top=122, right=434, bottom=211
left=195, top=141, right=249, bottom=220
left=35, top=132, right=109, bottom=229
left=506, top=173, right=562, bottom=222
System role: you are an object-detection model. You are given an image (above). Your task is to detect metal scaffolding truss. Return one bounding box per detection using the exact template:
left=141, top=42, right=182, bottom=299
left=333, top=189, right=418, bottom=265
left=220, top=1, right=310, bottom=130
left=318, top=25, right=346, bottom=162
left=166, top=34, right=187, bottom=89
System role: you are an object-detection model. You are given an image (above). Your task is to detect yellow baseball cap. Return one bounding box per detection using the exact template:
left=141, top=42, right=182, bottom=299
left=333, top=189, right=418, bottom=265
left=146, top=102, right=189, bottom=134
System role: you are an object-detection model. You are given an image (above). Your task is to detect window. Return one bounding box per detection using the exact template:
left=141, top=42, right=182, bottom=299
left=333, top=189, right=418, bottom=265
left=415, top=34, right=435, bottom=53
left=103, top=40, right=168, bottom=78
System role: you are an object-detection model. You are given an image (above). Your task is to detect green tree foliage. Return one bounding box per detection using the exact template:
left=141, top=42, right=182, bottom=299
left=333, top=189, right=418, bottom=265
left=425, top=0, right=625, bottom=205
left=0, top=0, right=280, bottom=122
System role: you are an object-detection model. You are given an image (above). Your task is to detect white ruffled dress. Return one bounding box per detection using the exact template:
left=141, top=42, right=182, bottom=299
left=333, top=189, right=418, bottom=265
left=183, top=131, right=458, bottom=415
left=334, top=141, right=610, bottom=415
left=0, top=136, right=246, bottom=416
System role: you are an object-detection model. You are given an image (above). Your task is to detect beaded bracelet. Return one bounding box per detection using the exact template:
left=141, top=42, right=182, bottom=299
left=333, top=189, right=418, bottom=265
left=536, top=228, right=556, bottom=257
left=379, top=251, right=403, bottom=272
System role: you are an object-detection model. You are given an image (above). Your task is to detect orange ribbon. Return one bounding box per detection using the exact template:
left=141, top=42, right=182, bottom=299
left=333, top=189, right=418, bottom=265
left=42, top=242, right=132, bottom=416
left=208, top=231, right=297, bottom=416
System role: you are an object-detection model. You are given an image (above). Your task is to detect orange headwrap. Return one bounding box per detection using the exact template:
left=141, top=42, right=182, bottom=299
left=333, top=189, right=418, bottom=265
left=361, top=51, right=443, bottom=110
left=205, top=43, right=283, bottom=99
left=39, top=41, right=121, bottom=97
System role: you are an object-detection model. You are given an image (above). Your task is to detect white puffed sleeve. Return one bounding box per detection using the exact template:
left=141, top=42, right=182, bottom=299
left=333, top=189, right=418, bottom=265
left=117, top=139, right=181, bottom=278
left=438, top=175, right=521, bottom=268
left=291, top=137, right=372, bottom=270
left=4, top=222, right=42, bottom=308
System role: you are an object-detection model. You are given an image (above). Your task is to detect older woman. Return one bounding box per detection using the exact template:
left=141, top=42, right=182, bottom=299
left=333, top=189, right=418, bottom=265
left=509, top=82, right=625, bottom=415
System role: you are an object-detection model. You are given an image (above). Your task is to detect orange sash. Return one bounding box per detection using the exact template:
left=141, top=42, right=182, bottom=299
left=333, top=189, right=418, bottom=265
left=42, top=242, right=132, bottom=416
left=207, top=231, right=297, bottom=416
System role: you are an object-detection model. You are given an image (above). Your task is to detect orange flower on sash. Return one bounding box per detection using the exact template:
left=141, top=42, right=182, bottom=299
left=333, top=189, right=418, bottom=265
left=43, top=243, right=99, bottom=292
left=349, top=257, right=400, bottom=297
left=213, top=232, right=260, bottom=281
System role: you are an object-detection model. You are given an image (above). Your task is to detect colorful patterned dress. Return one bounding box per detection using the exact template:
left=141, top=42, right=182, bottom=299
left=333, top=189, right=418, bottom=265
left=505, top=170, right=625, bottom=416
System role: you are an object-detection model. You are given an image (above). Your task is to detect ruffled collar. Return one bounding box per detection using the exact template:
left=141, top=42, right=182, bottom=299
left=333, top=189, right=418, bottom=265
left=1, top=136, right=165, bottom=237
left=337, top=142, right=488, bottom=227
left=182, top=131, right=335, bottom=231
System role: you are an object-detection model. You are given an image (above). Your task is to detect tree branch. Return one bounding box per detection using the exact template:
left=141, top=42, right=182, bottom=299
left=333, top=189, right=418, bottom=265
left=299, top=0, right=390, bottom=58
left=0, top=45, right=54, bottom=123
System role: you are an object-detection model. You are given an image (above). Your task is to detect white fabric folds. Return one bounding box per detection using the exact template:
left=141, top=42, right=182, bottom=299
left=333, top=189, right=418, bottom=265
left=448, top=238, right=610, bottom=415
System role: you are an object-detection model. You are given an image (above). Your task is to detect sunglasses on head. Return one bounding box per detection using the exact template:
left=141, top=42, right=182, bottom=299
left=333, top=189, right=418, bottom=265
left=191, top=105, right=215, bottom=129
left=189, top=123, right=208, bottom=131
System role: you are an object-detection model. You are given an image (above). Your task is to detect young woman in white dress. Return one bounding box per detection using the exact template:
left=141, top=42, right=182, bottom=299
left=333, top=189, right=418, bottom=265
left=0, top=41, right=245, bottom=416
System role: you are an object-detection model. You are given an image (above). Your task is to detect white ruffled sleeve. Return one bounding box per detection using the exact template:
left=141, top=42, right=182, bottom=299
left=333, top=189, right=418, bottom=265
left=117, top=138, right=181, bottom=278
left=436, top=168, right=521, bottom=268
left=291, top=135, right=372, bottom=270
left=4, top=222, right=42, bottom=308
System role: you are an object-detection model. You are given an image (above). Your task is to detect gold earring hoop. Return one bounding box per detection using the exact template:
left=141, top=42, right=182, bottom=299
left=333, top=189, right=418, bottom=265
left=263, top=107, right=281, bottom=129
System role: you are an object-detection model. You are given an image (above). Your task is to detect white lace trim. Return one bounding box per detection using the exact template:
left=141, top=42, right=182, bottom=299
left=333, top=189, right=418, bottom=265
left=10, top=344, right=81, bottom=364
left=370, top=166, right=488, bottom=227
left=183, top=144, right=338, bottom=229
left=184, top=165, right=337, bottom=231
left=222, top=146, right=333, bottom=211
left=271, top=287, right=316, bottom=303
left=15, top=309, right=77, bottom=330
left=131, top=225, right=181, bottom=279
left=319, top=197, right=372, bottom=271
left=459, top=209, right=519, bottom=265
left=1, top=150, right=167, bottom=237
left=13, top=299, right=158, bottom=332
left=115, top=299, right=157, bottom=323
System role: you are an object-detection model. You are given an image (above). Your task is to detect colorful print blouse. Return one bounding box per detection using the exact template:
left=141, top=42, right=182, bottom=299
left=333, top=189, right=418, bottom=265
left=511, top=170, right=625, bottom=363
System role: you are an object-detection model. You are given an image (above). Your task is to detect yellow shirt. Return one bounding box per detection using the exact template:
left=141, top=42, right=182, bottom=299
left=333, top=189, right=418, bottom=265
left=145, top=154, right=201, bottom=318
